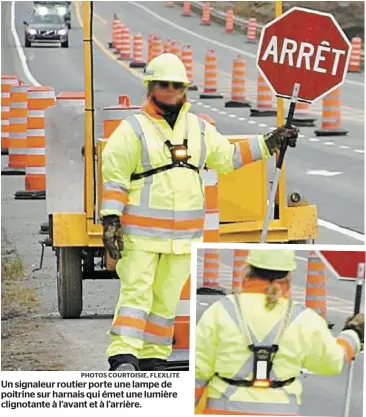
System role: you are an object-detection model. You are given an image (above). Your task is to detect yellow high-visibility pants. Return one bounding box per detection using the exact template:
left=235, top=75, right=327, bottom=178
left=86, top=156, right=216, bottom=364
left=106, top=250, right=191, bottom=360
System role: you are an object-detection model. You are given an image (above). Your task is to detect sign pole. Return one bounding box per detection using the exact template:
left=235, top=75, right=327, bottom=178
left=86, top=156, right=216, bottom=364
left=343, top=262, right=364, bottom=417
left=260, top=83, right=300, bottom=243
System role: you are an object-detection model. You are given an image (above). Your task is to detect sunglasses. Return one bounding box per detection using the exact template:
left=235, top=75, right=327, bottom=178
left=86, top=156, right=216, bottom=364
left=155, top=81, right=186, bottom=90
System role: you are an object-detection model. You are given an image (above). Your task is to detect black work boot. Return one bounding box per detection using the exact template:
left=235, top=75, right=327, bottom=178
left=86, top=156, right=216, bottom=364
left=108, top=354, right=139, bottom=371
left=139, top=358, right=167, bottom=371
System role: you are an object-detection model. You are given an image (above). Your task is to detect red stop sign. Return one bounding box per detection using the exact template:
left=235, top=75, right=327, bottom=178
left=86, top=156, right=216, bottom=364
left=257, top=7, right=351, bottom=103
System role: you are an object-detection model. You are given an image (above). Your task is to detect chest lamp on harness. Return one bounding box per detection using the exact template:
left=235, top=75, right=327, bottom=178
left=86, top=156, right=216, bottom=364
left=166, top=139, right=189, bottom=164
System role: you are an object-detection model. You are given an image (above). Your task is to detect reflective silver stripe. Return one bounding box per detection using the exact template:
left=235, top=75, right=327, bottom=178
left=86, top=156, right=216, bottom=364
left=196, top=377, right=208, bottom=388
left=200, top=169, right=217, bottom=185
left=104, top=181, right=128, bottom=193
left=124, top=204, right=204, bottom=221
left=204, top=212, right=219, bottom=230
left=197, top=117, right=207, bottom=169
left=9, top=133, right=26, bottom=139
left=10, top=117, right=27, bottom=124
left=11, top=102, right=27, bottom=109
left=27, top=129, right=46, bottom=136
left=26, top=167, right=46, bottom=174
left=143, top=333, right=172, bottom=346
left=338, top=332, right=359, bottom=357
left=101, top=199, right=125, bottom=212
left=232, top=143, right=243, bottom=169
left=9, top=148, right=26, bottom=155
left=249, top=136, right=263, bottom=161
left=28, top=110, right=45, bottom=117
left=206, top=396, right=299, bottom=415
left=147, top=312, right=175, bottom=327
left=28, top=90, right=55, bottom=99
left=25, top=148, right=45, bottom=155
left=110, top=326, right=144, bottom=340
left=122, top=224, right=203, bottom=239
left=116, top=305, right=147, bottom=319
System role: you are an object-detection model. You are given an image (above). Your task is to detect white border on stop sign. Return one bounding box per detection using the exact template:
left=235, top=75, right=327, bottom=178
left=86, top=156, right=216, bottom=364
left=256, top=6, right=352, bottom=104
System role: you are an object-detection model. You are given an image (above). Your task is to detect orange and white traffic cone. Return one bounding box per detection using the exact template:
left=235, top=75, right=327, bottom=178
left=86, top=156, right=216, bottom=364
left=232, top=249, right=248, bottom=293
left=130, top=33, right=146, bottom=68
left=151, top=36, right=163, bottom=60
left=15, top=86, right=56, bottom=200
left=348, top=36, right=362, bottom=73
left=201, top=2, right=211, bottom=25
left=225, top=55, right=250, bottom=108
left=225, top=9, right=234, bottom=33
left=200, top=49, right=223, bottom=99
left=114, top=22, right=123, bottom=55
left=1, top=85, right=28, bottom=176
left=182, top=45, right=197, bottom=91
left=108, top=14, right=119, bottom=49
left=118, top=26, right=131, bottom=60
left=250, top=74, right=276, bottom=116
left=1, top=75, right=19, bottom=155
left=163, top=37, right=172, bottom=53
left=181, top=1, right=191, bottom=17
left=246, top=18, right=257, bottom=43
left=292, top=101, right=317, bottom=127
left=314, top=88, right=348, bottom=136
left=171, top=41, right=182, bottom=59
left=305, top=251, right=327, bottom=319
left=147, top=34, right=155, bottom=63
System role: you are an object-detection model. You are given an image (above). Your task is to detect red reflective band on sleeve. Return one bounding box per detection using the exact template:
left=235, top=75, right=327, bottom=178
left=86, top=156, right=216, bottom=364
left=112, top=316, right=146, bottom=331
left=102, top=189, right=129, bottom=204
left=237, top=140, right=254, bottom=165
left=336, top=338, right=355, bottom=363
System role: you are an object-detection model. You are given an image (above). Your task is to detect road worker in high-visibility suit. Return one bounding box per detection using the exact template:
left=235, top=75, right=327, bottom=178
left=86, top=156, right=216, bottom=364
left=100, top=53, right=299, bottom=372
left=195, top=249, right=365, bottom=415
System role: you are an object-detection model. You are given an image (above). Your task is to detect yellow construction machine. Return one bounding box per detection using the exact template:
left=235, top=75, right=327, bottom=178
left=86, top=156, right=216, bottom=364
left=39, top=1, right=317, bottom=323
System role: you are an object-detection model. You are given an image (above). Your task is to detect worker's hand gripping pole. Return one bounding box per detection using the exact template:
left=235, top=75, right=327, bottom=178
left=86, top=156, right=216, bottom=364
left=260, top=83, right=300, bottom=243
left=343, top=262, right=364, bottom=417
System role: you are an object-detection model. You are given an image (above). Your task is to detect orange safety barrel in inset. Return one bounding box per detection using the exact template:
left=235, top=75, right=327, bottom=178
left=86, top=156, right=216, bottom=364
left=109, top=14, right=120, bottom=49
left=256, top=75, right=274, bottom=110
left=201, top=2, right=211, bottom=25
left=2, top=85, right=28, bottom=175
left=292, top=101, right=317, bottom=127
left=246, top=18, right=257, bottom=43
left=130, top=34, right=146, bottom=68
left=114, top=23, right=123, bottom=54
left=305, top=251, right=327, bottom=319
left=119, top=26, right=131, bottom=60
left=1, top=75, right=19, bottom=153
left=166, top=1, right=174, bottom=7
left=200, top=50, right=223, bottom=99
left=348, top=37, right=362, bottom=73
left=163, top=37, right=172, bottom=53
left=103, top=105, right=141, bottom=139
left=171, top=41, right=182, bottom=59
left=202, top=249, right=220, bottom=289
left=232, top=249, right=248, bottom=293
left=314, top=88, right=348, bottom=136
left=225, top=55, right=250, bottom=108
left=147, top=34, right=155, bottom=63
left=118, top=95, right=131, bottom=107
left=225, top=9, right=234, bottom=33
left=173, top=274, right=191, bottom=350
left=182, top=45, right=197, bottom=90
left=151, top=36, right=163, bottom=60
left=181, top=1, right=191, bottom=16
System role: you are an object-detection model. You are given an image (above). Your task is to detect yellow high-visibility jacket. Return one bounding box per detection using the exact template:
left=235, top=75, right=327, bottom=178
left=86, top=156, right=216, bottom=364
left=101, top=101, right=271, bottom=254
left=195, top=281, right=361, bottom=416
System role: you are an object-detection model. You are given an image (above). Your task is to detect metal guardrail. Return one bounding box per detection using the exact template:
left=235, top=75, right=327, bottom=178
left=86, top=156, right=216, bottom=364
left=176, top=1, right=364, bottom=69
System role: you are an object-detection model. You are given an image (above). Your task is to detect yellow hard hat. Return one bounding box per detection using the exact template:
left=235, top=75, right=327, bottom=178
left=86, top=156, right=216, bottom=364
left=143, top=53, right=190, bottom=86
left=248, top=249, right=297, bottom=271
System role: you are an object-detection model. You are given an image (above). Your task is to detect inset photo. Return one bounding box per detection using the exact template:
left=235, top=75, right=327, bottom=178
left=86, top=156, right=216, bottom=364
left=192, top=247, right=365, bottom=416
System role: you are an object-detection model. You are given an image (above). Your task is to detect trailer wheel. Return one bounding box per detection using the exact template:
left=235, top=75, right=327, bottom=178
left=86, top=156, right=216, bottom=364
left=57, top=247, right=83, bottom=318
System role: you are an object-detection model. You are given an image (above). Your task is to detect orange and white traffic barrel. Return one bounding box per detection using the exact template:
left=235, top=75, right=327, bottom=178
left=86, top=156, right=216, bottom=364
left=305, top=251, right=327, bottom=319
left=246, top=18, right=257, bottom=43
left=232, top=249, right=248, bottom=293
left=182, top=44, right=197, bottom=91
left=108, top=14, right=120, bottom=49
left=225, top=55, right=250, bottom=108
left=130, top=33, right=146, bottom=68
left=181, top=1, right=191, bottom=17
left=163, top=37, right=172, bottom=53
left=2, top=85, right=28, bottom=176
left=171, top=41, right=182, bottom=59
left=151, top=36, right=163, bottom=60
left=348, top=36, right=362, bottom=73
left=166, top=1, right=174, bottom=7
left=118, top=25, right=131, bottom=60
left=147, top=34, right=155, bottom=63
left=173, top=274, right=191, bottom=350
left=292, top=101, right=317, bottom=127
left=114, top=22, right=123, bottom=55
left=314, top=88, right=348, bottom=136
left=1, top=75, right=19, bottom=155
left=225, top=9, right=234, bottom=33
left=15, top=86, right=56, bottom=200
left=200, top=49, right=223, bottom=99
left=118, top=95, right=131, bottom=107
left=103, top=105, right=141, bottom=139
left=201, top=2, right=211, bottom=25
left=250, top=74, right=276, bottom=117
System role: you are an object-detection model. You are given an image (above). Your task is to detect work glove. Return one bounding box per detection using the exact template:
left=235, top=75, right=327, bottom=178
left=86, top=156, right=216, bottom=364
left=101, top=215, right=124, bottom=261
left=343, top=313, right=364, bottom=344
left=264, top=125, right=299, bottom=155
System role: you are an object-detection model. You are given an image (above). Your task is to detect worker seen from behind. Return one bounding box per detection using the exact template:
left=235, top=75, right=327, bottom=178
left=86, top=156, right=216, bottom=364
left=195, top=249, right=364, bottom=415
left=100, top=53, right=299, bottom=372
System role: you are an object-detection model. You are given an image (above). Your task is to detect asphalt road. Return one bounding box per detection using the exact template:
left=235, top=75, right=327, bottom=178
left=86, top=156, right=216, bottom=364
left=196, top=249, right=364, bottom=417
left=0, top=2, right=364, bottom=412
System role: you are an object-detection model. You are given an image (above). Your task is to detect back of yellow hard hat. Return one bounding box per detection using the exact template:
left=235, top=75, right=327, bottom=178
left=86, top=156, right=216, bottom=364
left=248, top=249, right=297, bottom=272
left=143, top=53, right=190, bottom=86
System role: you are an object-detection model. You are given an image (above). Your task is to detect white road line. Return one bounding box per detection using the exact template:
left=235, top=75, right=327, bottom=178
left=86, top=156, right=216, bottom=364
left=259, top=123, right=267, bottom=127
left=238, top=117, right=246, bottom=121
left=339, top=145, right=350, bottom=149
left=318, top=219, right=364, bottom=242
left=309, top=138, right=320, bottom=142
left=211, top=108, right=218, bottom=112
left=354, top=149, right=364, bottom=153
left=229, top=114, right=237, bottom=118
left=248, top=120, right=256, bottom=124
left=10, top=1, right=40, bottom=86
left=196, top=101, right=203, bottom=106
left=203, top=104, right=210, bottom=108
left=298, top=134, right=305, bottom=138
left=219, top=111, right=226, bottom=115
left=324, top=142, right=335, bottom=146
left=129, top=1, right=364, bottom=87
